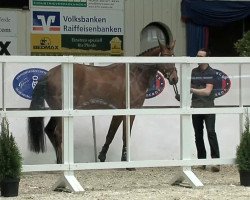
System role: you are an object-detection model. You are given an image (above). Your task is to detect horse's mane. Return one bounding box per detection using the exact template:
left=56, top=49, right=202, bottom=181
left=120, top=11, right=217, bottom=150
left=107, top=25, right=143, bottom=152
left=137, top=46, right=160, bottom=56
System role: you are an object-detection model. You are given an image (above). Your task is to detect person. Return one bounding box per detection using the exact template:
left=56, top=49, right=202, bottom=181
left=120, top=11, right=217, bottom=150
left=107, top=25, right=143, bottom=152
left=190, top=48, right=220, bottom=172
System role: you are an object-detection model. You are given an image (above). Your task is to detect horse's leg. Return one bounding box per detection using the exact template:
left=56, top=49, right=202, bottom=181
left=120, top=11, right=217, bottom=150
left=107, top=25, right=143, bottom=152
left=44, top=117, right=62, bottom=164
left=121, top=115, right=135, bottom=161
left=44, top=117, right=57, bottom=141
left=54, top=118, right=63, bottom=164
left=98, top=115, right=123, bottom=162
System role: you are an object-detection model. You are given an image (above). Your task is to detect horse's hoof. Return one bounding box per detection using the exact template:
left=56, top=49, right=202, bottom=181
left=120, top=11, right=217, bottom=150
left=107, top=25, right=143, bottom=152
left=126, top=168, right=136, bottom=171
left=98, top=153, right=106, bottom=162
left=121, top=156, right=126, bottom=161
left=121, top=153, right=127, bottom=161
left=121, top=148, right=127, bottom=161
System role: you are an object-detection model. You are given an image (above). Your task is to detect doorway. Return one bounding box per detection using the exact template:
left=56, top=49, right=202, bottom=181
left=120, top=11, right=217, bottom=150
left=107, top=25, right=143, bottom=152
left=208, top=16, right=250, bottom=56
left=140, top=22, right=172, bottom=53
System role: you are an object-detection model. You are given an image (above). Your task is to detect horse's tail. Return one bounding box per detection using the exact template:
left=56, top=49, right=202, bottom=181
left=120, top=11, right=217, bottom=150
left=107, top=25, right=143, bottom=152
left=28, top=77, right=47, bottom=153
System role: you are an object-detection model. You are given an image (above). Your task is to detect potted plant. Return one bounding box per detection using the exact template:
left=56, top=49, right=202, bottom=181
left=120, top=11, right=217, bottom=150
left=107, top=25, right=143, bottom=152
left=234, top=31, right=250, bottom=186
left=234, top=30, right=250, bottom=56
left=236, top=111, right=250, bottom=186
left=0, top=117, right=22, bottom=197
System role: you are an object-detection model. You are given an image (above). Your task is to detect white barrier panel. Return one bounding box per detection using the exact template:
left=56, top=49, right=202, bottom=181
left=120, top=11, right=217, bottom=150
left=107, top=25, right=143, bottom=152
left=1, top=56, right=250, bottom=190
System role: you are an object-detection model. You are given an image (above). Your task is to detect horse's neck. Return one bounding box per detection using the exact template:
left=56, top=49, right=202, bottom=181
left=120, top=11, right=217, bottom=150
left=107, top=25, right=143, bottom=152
left=130, top=64, right=158, bottom=90
left=133, top=47, right=160, bottom=75
left=139, top=47, right=161, bottom=56
left=132, top=47, right=160, bottom=81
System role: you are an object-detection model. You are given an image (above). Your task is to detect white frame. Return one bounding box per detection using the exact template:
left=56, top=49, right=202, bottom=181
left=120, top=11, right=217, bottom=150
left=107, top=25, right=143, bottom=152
left=1, top=56, right=250, bottom=190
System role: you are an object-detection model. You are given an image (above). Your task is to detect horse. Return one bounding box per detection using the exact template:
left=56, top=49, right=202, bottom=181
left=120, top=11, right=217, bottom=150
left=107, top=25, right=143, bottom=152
left=28, top=40, right=178, bottom=164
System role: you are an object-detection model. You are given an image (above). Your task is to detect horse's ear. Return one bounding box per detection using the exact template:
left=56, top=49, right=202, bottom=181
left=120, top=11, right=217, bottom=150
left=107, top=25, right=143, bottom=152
left=170, top=40, right=176, bottom=50
left=158, top=39, right=165, bottom=50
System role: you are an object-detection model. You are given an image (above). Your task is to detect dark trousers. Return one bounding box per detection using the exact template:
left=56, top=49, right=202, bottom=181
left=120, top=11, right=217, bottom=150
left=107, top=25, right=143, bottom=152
left=192, top=114, right=220, bottom=159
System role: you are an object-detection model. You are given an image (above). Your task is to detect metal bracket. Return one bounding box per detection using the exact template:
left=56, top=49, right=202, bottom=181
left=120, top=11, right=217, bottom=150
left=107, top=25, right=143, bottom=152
left=53, top=171, right=84, bottom=192
left=170, top=167, right=204, bottom=188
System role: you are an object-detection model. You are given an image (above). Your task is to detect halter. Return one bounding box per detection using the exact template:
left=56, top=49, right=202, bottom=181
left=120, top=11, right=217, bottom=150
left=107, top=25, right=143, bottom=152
left=173, top=84, right=180, bottom=101
left=140, top=45, right=180, bottom=101
left=159, top=49, right=180, bottom=101
left=158, top=49, right=176, bottom=80
left=164, top=68, right=177, bottom=80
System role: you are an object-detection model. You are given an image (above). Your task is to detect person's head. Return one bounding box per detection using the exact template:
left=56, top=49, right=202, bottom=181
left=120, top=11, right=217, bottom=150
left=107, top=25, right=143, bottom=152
left=197, top=48, right=211, bottom=68
left=197, top=48, right=211, bottom=57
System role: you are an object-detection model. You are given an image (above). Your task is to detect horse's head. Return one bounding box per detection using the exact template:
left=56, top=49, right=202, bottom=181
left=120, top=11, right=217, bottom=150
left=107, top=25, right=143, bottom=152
left=157, top=40, right=178, bottom=85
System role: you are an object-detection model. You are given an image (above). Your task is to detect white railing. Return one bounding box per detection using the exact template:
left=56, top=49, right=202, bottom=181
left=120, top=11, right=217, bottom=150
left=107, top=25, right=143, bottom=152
left=1, top=56, right=250, bottom=191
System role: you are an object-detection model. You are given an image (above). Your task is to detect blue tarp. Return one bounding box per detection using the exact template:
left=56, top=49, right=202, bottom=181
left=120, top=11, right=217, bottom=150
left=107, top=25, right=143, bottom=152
left=186, top=23, right=208, bottom=57
left=181, top=0, right=250, bottom=26
left=181, top=0, right=250, bottom=56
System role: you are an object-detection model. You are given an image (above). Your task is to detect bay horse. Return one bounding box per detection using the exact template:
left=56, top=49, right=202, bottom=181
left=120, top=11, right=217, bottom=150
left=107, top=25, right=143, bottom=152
left=28, top=40, right=178, bottom=164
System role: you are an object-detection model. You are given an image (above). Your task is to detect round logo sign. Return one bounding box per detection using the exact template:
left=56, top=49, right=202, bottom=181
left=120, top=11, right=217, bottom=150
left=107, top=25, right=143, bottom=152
left=146, top=72, right=166, bottom=99
left=13, top=68, right=48, bottom=100
left=214, top=69, right=231, bottom=98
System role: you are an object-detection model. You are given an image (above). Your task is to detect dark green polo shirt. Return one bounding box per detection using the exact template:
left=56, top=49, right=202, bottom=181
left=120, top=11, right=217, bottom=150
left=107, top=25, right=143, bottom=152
left=191, top=65, right=216, bottom=108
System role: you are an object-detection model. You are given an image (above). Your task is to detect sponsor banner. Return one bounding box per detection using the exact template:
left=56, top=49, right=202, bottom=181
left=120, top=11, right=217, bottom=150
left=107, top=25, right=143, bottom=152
left=32, top=9, right=123, bottom=35
left=214, top=69, right=231, bottom=98
left=32, top=0, right=123, bottom=9
left=31, top=9, right=124, bottom=55
left=32, top=11, right=61, bottom=33
left=61, top=9, right=123, bottom=35
left=31, top=34, right=123, bottom=56
left=61, top=34, right=123, bottom=56
left=0, top=37, right=17, bottom=55
left=31, top=34, right=62, bottom=54
left=31, top=2, right=124, bottom=56
left=33, top=0, right=87, bottom=7
left=87, top=0, right=124, bottom=9
left=146, top=72, right=165, bottom=99
left=13, top=68, right=48, bottom=100
left=0, top=11, right=17, bottom=37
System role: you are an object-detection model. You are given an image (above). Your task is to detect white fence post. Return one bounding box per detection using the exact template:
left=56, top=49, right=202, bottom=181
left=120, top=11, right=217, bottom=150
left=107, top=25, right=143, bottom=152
left=1, top=62, right=6, bottom=111
left=53, top=62, right=84, bottom=192
left=125, top=63, right=131, bottom=162
left=170, top=63, right=204, bottom=187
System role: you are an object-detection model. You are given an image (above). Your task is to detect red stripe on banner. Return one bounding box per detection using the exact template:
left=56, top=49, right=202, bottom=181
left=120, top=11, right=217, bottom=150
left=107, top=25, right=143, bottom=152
left=49, top=27, right=60, bottom=31
left=156, top=79, right=160, bottom=88
left=33, top=27, right=43, bottom=31
left=222, top=79, right=226, bottom=89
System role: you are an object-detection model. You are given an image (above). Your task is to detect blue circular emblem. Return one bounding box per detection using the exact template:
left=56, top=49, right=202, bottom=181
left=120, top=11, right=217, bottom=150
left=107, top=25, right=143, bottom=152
left=13, top=68, right=48, bottom=100
left=146, top=72, right=166, bottom=99
left=214, top=69, right=231, bottom=98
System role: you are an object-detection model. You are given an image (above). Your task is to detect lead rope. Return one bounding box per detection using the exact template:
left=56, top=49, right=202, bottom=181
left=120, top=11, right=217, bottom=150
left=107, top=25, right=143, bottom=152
left=173, top=84, right=180, bottom=101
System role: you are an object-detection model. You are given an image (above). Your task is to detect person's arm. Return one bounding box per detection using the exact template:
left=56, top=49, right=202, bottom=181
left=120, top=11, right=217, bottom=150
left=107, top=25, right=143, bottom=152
left=190, top=83, right=213, bottom=96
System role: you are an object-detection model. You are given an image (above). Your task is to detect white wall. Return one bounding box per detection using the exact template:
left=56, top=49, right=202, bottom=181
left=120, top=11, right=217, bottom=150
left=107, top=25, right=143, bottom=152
left=0, top=0, right=186, bottom=56
left=124, top=0, right=186, bottom=56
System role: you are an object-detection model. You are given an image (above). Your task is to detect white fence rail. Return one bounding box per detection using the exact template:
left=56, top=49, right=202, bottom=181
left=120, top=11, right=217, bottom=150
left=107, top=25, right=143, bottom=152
left=1, top=56, right=250, bottom=190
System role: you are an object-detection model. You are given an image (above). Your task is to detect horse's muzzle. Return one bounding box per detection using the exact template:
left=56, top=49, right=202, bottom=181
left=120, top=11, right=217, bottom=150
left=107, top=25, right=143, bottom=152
left=169, top=76, right=178, bottom=85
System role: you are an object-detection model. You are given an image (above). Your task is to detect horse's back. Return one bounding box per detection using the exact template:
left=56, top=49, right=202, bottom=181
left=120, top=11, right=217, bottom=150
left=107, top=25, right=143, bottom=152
left=45, top=63, right=126, bottom=109
left=73, top=63, right=126, bottom=109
